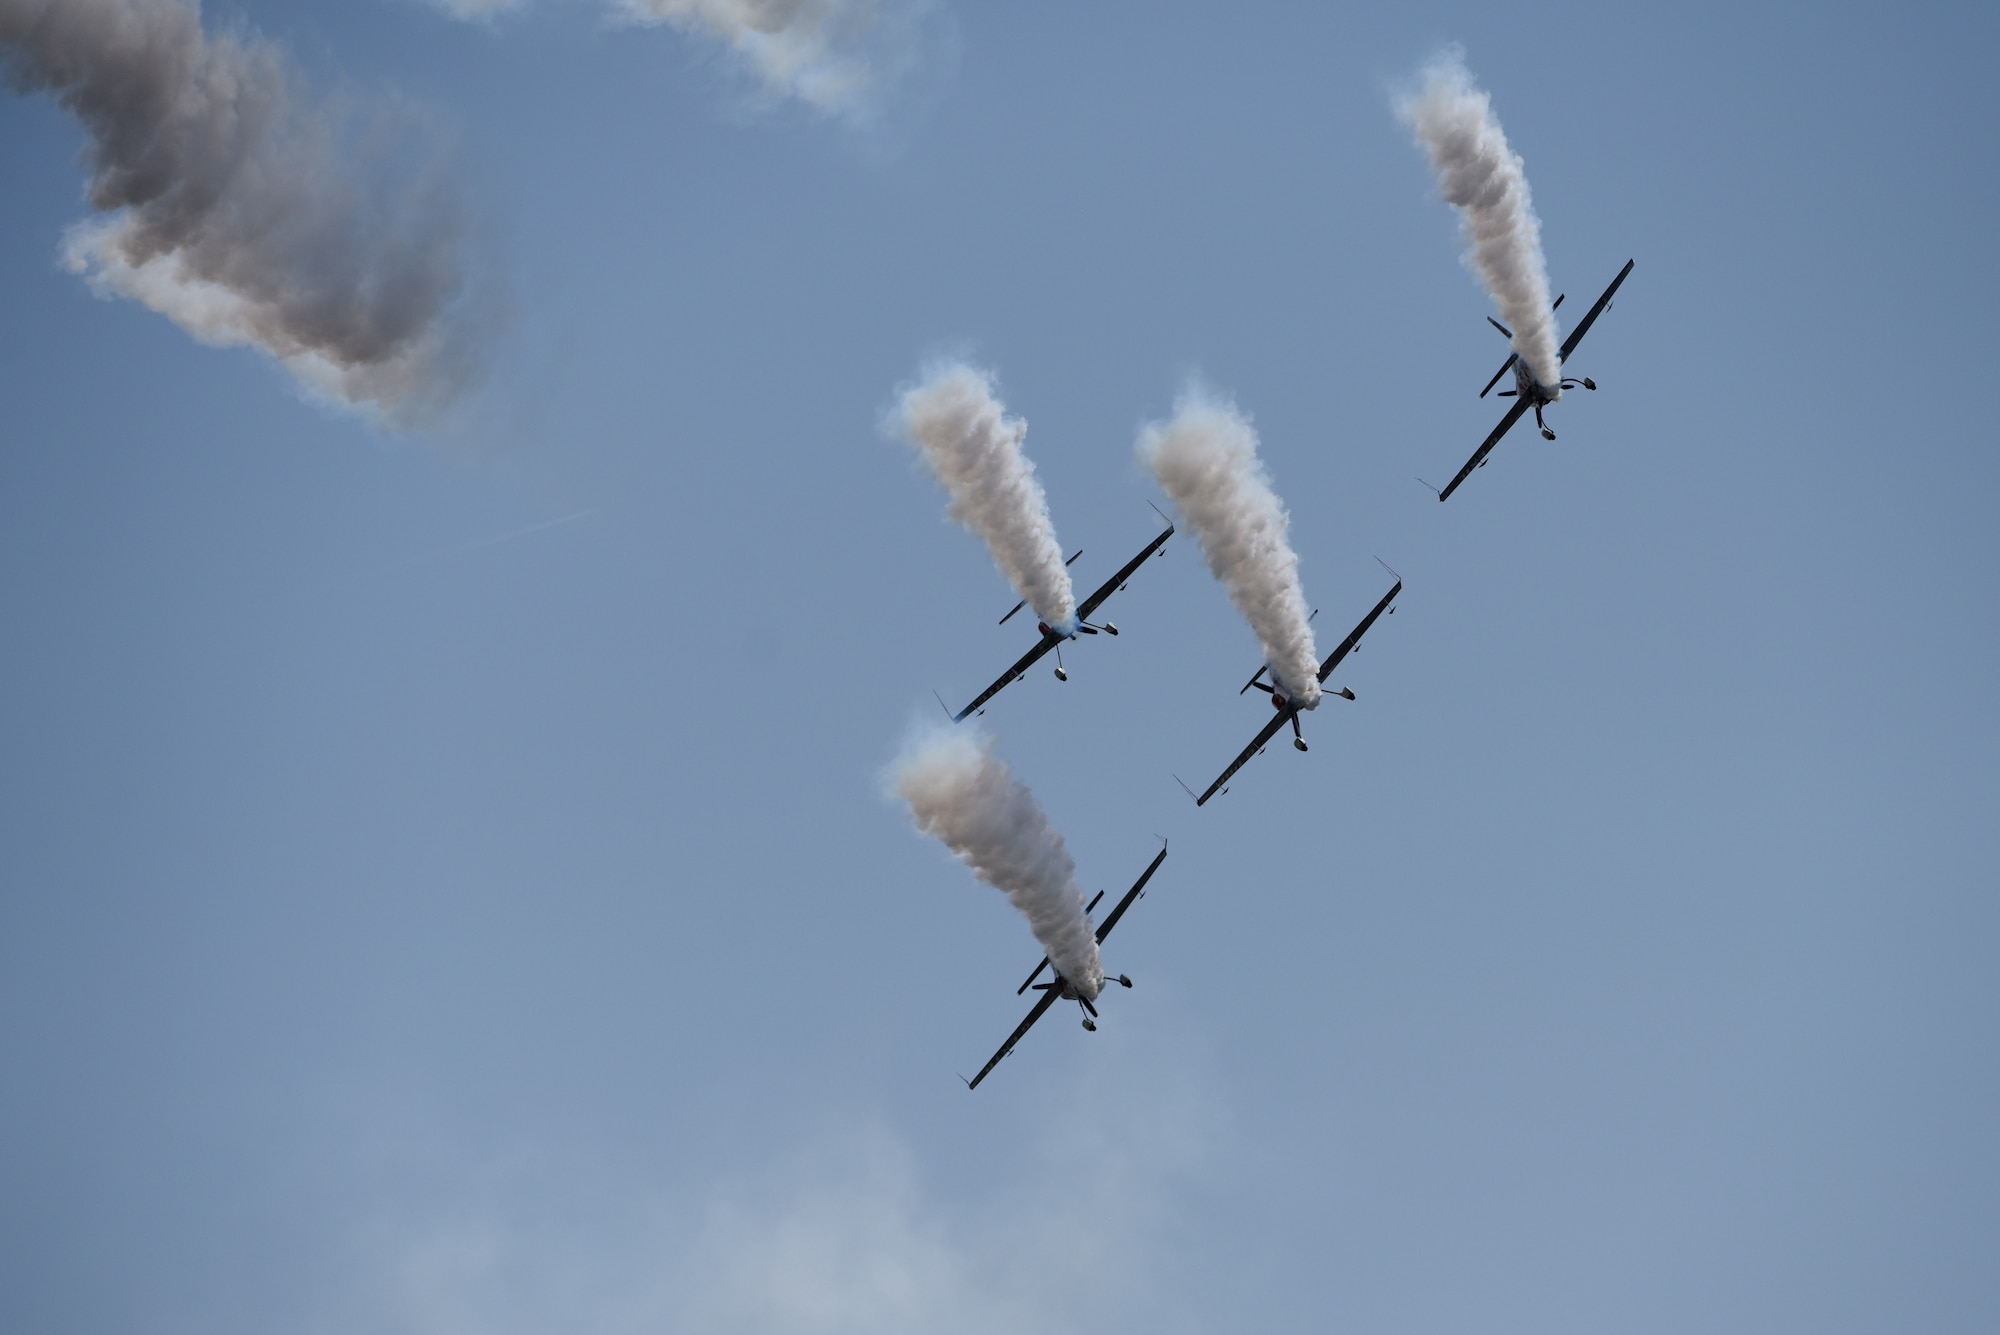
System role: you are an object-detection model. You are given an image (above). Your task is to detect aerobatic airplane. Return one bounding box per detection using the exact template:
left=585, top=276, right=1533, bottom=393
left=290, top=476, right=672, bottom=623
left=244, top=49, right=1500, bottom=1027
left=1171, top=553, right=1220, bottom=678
left=964, top=844, right=1167, bottom=1090
left=1183, top=571, right=1402, bottom=806
left=1430, top=259, right=1635, bottom=503
left=950, top=522, right=1175, bottom=722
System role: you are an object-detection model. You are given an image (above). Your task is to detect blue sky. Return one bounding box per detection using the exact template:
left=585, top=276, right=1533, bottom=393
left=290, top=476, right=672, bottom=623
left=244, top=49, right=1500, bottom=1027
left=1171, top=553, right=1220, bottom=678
left=3, top=1, right=1997, bottom=1330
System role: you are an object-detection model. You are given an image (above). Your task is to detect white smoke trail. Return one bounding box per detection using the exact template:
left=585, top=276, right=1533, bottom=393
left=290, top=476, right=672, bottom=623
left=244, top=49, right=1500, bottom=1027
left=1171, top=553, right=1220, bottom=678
left=1138, top=389, right=1321, bottom=709
left=893, top=728, right=1103, bottom=1000
left=1399, top=49, right=1562, bottom=395
left=893, top=362, right=1077, bottom=634
left=1, top=0, right=492, bottom=425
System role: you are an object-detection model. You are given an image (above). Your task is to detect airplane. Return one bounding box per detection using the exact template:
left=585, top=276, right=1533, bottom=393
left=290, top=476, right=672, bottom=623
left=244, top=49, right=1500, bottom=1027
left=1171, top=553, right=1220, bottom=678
left=1182, top=570, right=1402, bottom=807
left=964, top=843, right=1168, bottom=1090
left=950, top=522, right=1176, bottom=722
left=1430, top=258, right=1635, bottom=503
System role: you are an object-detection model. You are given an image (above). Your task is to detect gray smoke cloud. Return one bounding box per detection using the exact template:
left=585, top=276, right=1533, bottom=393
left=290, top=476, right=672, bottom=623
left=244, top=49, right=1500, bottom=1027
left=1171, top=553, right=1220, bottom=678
left=893, top=361, right=1077, bottom=634
left=1, top=0, right=491, bottom=424
left=1399, top=49, right=1562, bottom=395
left=1138, top=389, right=1321, bottom=708
left=893, top=727, right=1103, bottom=1000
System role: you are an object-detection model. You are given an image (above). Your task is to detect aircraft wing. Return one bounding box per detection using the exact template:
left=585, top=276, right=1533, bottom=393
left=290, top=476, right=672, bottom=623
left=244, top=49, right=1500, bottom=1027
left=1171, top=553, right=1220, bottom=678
left=1557, top=259, right=1635, bottom=364
left=1197, top=709, right=1292, bottom=806
left=966, top=984, right=1063, bottom=1090
left=1435, top=398, right=1530, bottom=503
left=1094, top=845, right=1167, bottom=943
left=1076, top=525, right=1175, bottom=622
left=954, top=630, right=1060, bottom=722
left=968, top=846, right=1168, bottom=1089
left=1317, top=579, right=1402, bottom=683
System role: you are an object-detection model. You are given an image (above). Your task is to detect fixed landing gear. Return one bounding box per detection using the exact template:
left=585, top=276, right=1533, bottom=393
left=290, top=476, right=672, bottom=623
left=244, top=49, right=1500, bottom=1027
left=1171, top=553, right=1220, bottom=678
left=1290, top=713, right=1308, bottom=752
left=1082, top=1017, right=1097, bottom=1032
left=1054, top=643, right=1068, bottom=682
left=1541, top=376, right=1595, bottom=438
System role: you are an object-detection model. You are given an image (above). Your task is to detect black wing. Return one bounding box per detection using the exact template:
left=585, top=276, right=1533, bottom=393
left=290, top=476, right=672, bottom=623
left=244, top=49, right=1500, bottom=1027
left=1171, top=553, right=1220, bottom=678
left=966, top=984, right=1063, bottom=1090
left=1435, top=398, right=1530, bottom=503
left=1076, top=525, right=1174, bottom=621
left=1557, top=259, right=1635, bottom=364
left=954, top=630, right=1060, bottom=722
left=1197, top=709, right=1292, bottom=806
left=1094, top=845, right=1167, bottom=943
left=969, top=847, right=1168, bottom=1089
left=1317, top=579, right=1402, bottom=683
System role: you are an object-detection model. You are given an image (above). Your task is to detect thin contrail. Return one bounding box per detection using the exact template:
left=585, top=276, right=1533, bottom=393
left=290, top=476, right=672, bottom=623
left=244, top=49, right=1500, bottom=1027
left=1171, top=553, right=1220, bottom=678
left=420, top=509, right=599, bottom=562
left=1399, top=49, right=1562, bottom=395
left=295, top=508, right=598, bottom=596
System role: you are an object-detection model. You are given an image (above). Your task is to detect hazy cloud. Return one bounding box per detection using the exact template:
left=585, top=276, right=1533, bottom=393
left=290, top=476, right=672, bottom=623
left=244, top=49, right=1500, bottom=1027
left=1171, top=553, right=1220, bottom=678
left=416, top=0, right=923, bottom=118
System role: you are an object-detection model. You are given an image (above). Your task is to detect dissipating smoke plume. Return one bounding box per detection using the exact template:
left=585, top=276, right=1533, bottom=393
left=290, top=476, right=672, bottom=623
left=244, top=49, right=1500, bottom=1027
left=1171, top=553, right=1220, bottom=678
left=0, top=0, right=492, bottom=424
left=1399, top=49, right=1562, bottom=395
left=1139, top=390, right=1321, bottom=708
left=893, top=728, right=1103, bottom=1000
left=893, top=362, right=1078, bottom=635
left=422, top=0, right=897, bottom=118
left=613, top=0, right=886, bottom=116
